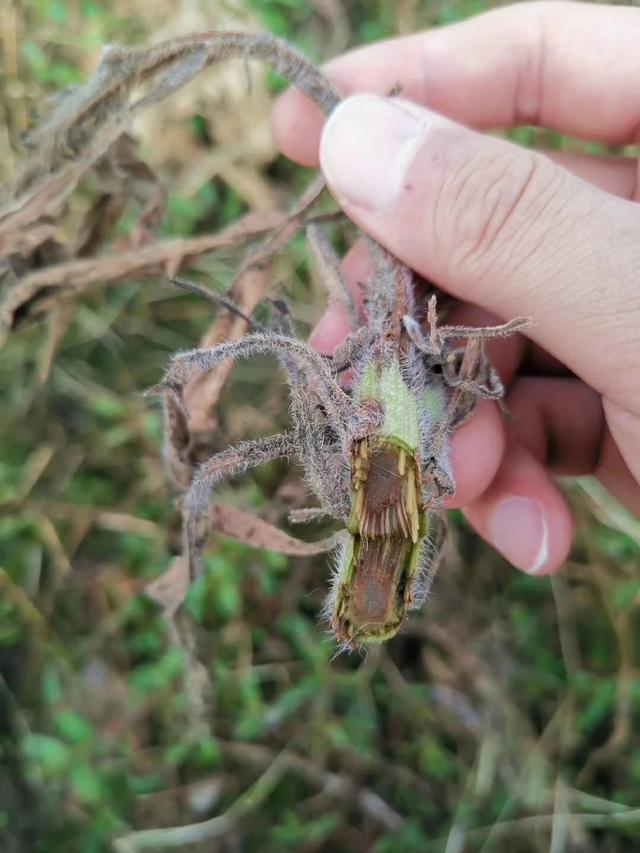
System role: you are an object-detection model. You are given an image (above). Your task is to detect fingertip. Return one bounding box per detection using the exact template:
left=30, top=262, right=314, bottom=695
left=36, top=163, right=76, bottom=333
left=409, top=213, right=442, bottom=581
left=463, top=441, right=573, bottom=576
left=595, top=418, right=640, bottom=517
left=308, top=303, right=352, bottom=355
left=271, top=88, right=324, bottom=166
left=446, top=400, right=506, bottom=509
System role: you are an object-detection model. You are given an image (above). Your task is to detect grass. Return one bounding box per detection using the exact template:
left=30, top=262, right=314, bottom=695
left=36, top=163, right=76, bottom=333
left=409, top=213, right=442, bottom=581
left=1, top=1, right=639, bottom=851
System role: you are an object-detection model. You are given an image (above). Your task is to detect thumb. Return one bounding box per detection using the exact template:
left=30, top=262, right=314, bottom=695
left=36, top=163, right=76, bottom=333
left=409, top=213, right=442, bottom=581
left=318, top=94, right=640, bottom=416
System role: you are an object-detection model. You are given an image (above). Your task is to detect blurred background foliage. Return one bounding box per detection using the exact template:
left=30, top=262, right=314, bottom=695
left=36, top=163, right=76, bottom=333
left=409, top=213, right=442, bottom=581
left=1, top=0, right=639, bottom=851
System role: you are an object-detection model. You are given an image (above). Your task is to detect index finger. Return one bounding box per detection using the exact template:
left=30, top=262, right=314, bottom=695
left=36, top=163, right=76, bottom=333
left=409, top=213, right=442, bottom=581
left=272, top=1, right=640, bottom=165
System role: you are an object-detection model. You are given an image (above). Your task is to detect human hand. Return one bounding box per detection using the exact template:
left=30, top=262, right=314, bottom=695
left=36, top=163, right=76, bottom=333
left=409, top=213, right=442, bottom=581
left=271, top=1, right=640, bottom=575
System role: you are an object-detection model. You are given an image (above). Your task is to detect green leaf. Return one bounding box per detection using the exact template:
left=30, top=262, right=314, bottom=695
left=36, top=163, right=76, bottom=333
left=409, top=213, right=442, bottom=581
left=128, top=774, right=164, bottom=795
left=193, top=736, right=221, bottom=768
left=54, top=710, right=94, bottom=744
left=186, top=554, right=242, bottom=624
left=164, top=740, right=191, bottom=766
left=70, top=763, right=103, bottom=805
left=22, top=734, right=70, bottom=775
left=611, top=580, right=640, bottom=611
left=129, top=648, right=184, bottom=693
left=41, top=666, right=64, bottom=704
left=163, top=735, right=220, bottom=769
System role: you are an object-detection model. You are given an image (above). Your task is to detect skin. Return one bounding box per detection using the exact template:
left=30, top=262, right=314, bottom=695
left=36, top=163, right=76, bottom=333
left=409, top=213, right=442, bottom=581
left=271, top=1, right=640, bottom=575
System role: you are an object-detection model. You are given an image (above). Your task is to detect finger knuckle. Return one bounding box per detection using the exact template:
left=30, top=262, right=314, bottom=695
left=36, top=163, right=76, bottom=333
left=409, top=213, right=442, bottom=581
left=436, top=148, right=557, bottom=276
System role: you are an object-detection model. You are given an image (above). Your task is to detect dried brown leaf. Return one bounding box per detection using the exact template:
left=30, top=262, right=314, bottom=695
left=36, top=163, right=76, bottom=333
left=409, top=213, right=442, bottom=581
left=208, top=504, right=336, bottom=555
left=146, top=556, right=190, bottom=619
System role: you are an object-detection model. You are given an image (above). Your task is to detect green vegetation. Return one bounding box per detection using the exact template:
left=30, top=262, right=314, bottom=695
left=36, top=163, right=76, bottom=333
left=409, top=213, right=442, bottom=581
left=1, top=1, right=639, bottom=851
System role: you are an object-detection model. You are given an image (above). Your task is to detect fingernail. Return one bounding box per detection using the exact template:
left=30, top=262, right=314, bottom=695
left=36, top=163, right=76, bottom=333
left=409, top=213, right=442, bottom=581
left=488, top=497, right=549, bottom=574
left=320, top=94, right=431, bottom=213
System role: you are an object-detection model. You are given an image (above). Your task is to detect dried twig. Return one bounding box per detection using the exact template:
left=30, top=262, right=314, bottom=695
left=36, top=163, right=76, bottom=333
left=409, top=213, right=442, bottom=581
left=113, top=750, right=289, bottom=852
left=2, top=33, right=337, bottom=241
left=221, top=740, right=404, bottom=831
left=0, top=211, right=284, bottom=344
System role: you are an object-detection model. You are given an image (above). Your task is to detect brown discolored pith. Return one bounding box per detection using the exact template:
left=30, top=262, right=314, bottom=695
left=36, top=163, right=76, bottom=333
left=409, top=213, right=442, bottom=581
left=333, top=537, right=412, bottom=642
left=351, top=439, right=422, bottom=542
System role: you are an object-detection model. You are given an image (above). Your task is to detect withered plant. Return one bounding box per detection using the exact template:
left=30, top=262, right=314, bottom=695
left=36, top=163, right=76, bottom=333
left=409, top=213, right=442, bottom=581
left=2, top=30, right=529, bottom=650
left=136, top=35, right=530, bottom=650
left=150, top=235, right=527, bottom=649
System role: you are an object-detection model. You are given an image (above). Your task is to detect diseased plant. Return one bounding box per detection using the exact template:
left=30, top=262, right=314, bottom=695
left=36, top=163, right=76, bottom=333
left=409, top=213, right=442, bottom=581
left=2, top=28, right=529, bottom=649
left=133, top=33, right=528, bottom=648
left=149, top=231, right=527, bottom=648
